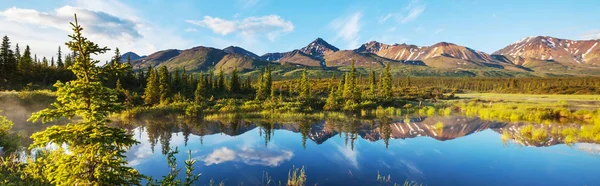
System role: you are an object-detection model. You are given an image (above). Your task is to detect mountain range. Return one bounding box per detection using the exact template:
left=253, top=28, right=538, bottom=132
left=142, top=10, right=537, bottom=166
left=120, top=36, right=600, bottom=76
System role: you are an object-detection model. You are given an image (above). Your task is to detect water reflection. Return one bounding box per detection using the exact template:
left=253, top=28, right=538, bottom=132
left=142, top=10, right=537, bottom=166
left=112, top=115, right=600, bottom=185
left=7, top=113, right=600, bottom=185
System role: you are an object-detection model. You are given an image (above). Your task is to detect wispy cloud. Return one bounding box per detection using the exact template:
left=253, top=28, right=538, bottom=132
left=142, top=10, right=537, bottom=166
left=184, top=28, right=199, bottom=32
left=580, top=30, right=600, bottom=40
left=400, top=5, right=425, bottom=24
left=186, top=15, right=294, bottom=41
left=379, top=13, right=393, bottom=23
left=434, top=28, right=445, bottom=35
left=239, top=0, right=260, bottom=9
left=329, top=12, right=362, bottom=49
left=378, top=0, right=426, bottom=24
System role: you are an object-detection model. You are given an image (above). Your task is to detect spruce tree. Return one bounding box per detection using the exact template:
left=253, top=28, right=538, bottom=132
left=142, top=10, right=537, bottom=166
left=217, top=68, right=225, bottom=92
left=369, top=71, right=376, bottom=97
left=57, top=46, right=64, bottom=69
left=158, top=66, right=170, bottom=104
left=299, top=70, right=310, bottom=99
left=265, top=64, right=272, bottom=95
left=28, top=15, right=142, bottom=185
left=380, top=62, right=393, bottom=99
left=194, top=73, right=206, bottom=103
left=229, top=67, right=241, bottom=93
left=14, top=43, right=20, bottom=61
left=0, top=36, right=15, bottom=85
left=18, top=45, right=33, bottom=77
left=324, top=86, right=338, bottom=111
left=143, top=67, right=159, bottom=105
left=255, top=72, right=266, bottom=100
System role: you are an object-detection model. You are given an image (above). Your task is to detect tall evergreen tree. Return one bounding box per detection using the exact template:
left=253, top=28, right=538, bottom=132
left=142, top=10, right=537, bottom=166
left=143, top=67, right=159, bottom=105
left=255, top=71, right=266, bottom=100
left=18, top=45, right=33, bottom=79
left=57, top=46, right=64, bottom=69
left=158, top=66, right=170, bottom=104
left=194, top=73, right=206, bottom=103
left=299, top=70, right=311, bottom=99
left=369, top=71, right=377, bottom=97
left=217, top=68, right=225, bottom=92
left=27, top=15, right=142, bottom=185
left=323, top=86, right=338, bottom=111
left=14, top=43, right=20, bottom=62
left=380, top=62, right=393, bottom=99
left=229, top=67, right=241, bottom=93
left=0, top=36, right=15, bottom=85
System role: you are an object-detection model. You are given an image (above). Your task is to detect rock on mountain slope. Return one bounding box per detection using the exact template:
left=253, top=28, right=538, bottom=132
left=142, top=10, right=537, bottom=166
left=354, top=41, right=529, bottom=71
left=494, top=36, right=600, bottom=66
left=355, top=41, right=496, bottom=63
left=260, top=38, right=340, bottom=67
left=299, top=38, right=340, bottom=58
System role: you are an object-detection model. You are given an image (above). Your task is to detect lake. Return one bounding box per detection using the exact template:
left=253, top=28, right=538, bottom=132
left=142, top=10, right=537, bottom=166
left=3, top=99, right=600, bottom=186
left=107, top=115, right=600, bottom=185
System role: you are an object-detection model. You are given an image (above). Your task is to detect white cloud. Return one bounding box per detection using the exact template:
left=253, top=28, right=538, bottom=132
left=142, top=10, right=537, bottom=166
left=186, top=15, right=294, bottom=42
left=186, top=17, right=236, bottom=35
left=1, top=6, right=141, bottom=39
left=0, top=3, right=195, bottom=63
left=202, top=146, right=294, bottom=167
left=580, top=30, right=600, bottom=40
left=330, top=12, right=362, bottom=49
left=204, top=147, right=237, bottom=165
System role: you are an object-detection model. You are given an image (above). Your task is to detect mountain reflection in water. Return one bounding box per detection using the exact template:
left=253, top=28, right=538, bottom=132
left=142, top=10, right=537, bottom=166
left=112, top=115, right=600, bottom=185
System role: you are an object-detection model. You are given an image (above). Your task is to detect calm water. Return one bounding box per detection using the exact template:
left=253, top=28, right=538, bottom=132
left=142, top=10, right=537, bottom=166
left=110, top=116, right=600, bottom=186
left=3, top=100, right=600, bottom=185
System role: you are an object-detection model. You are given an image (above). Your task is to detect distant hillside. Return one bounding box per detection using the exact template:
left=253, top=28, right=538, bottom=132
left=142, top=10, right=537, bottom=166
left=126, top=36, right=600, bottom=77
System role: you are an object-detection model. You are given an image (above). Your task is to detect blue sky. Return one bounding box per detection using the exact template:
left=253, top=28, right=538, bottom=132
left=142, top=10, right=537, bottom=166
left=1, top=0, right=600, bottom=61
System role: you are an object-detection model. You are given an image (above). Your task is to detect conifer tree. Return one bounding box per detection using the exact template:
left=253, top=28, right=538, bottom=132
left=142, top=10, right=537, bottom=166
left=194, top=73, right=206, bottom=103
left=369, top=71, right=377, bottom=97
left=229, top=67, right=241, bottom=93
left=14, top=43, right=20, bottom=61
left=143, top=67, right=159, bottom=105
left=265, top=64, right=272, bottom=95
left=0, top=36, right=16, bottom=85
left=380, top=62, right=393, bottom=99
left=27, top=15, right=142, bottom=185
left=324, top=86, right=338, bottom=111
left=158, top=66, right=170, bottom=104
left=18, top=45, right=33, bottom=76
left=299, top=70, right=311, bottom=99
left=172, top=68, right=181, bottom=93
left=217, top=68, right=225, bottom=92
left=57, top=46, right=64, bottom=69
left=337, top=73, right=345, bottom=97
left=255, top=71, right=266, bottom=100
